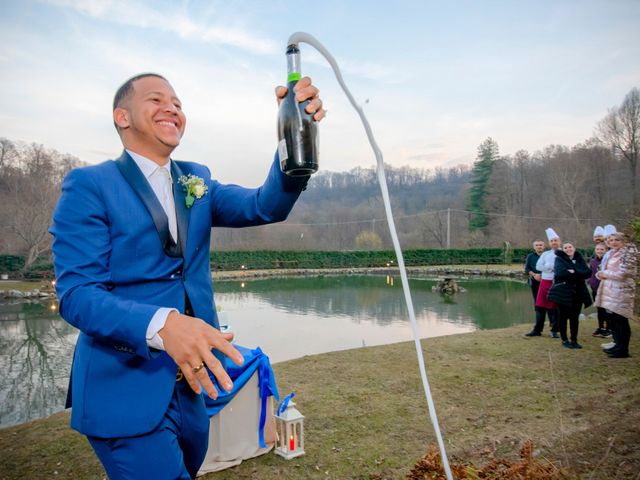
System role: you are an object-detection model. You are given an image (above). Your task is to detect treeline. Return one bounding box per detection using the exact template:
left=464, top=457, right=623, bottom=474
left=0, top=139, right=81, bottom=269
left=213, top=87, right=638, bottom=251
left=212, top=140, right=634, bottom=251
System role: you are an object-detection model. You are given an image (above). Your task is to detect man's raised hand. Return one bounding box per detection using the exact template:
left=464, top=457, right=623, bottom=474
left=275, top=76, right=326, bottom=121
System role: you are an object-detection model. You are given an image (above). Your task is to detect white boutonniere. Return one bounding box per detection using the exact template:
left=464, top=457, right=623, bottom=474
left=178, top=174, right=208, bottom=208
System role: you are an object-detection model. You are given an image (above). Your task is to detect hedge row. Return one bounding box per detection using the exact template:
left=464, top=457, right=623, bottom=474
left=0, top=255, right=25, bottom=272
left=1, top=247, right=596, bottom=277
left=209, top=248, right=534, bottom=270
left=0, top=256, right=54, bottom=279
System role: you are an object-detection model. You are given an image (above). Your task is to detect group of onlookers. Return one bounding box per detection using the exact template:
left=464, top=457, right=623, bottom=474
left=524, top=225, right=637, bottom=358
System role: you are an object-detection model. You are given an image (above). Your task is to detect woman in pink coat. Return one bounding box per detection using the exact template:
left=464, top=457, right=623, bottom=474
left=596, top=232, right=638, bottom=358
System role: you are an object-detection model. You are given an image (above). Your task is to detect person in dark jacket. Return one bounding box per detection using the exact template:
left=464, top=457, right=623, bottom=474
left=524, top=239, right=546, bottom=337
left=553, top=243, right=592, bottom=349
left=588, top=243, right=609, bottom=337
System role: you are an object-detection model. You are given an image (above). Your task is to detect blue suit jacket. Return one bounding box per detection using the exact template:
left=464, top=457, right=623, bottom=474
left=49, top=151, right=306, bottom=438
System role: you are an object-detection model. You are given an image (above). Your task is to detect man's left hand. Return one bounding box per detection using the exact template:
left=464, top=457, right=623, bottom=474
left=275, top=76, right=326, bottom=121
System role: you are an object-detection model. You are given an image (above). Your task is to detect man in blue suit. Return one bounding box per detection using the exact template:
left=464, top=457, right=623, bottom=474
left=50, top=73, right=325, bottom=479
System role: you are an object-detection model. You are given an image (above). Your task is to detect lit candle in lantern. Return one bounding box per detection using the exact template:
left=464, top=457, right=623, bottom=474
left=274, top=394, right=305, bottom=460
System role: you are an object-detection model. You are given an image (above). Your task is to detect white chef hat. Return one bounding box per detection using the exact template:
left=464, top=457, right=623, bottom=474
left=593, top=226, right=605, bottom=237
left=603, top=224, right=617, bottom=236
left=545, top=227, right=560, bottom=241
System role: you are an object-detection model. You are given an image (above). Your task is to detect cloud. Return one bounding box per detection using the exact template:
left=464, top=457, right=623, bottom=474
left=42, top=0, right=278, bottom=55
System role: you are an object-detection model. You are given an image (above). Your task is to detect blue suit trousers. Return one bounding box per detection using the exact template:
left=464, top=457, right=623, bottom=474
left=88, top=380, right=209, bottom=479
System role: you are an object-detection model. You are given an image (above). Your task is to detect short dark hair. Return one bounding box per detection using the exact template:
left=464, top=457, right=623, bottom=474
left=112, top=73, right=167, bottom=130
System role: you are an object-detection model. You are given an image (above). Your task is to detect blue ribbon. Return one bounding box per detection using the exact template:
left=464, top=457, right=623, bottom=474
left=203, top=345, right=280, bottom=450
left=257, top=351, right=272, bottom=449
left=277, top=392, right=296, bottom=416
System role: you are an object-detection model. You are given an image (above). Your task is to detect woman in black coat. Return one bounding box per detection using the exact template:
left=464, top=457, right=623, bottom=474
left=552, top=243, right=592, bottom=349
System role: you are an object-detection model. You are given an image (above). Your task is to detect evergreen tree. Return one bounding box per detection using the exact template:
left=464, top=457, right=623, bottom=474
left=467, top=137, right=499, bottom=231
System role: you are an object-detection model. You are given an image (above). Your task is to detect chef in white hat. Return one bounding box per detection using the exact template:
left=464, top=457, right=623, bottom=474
left=529, top=228, right=562, bottom=337
left=593, top=226, right=605, bottom=244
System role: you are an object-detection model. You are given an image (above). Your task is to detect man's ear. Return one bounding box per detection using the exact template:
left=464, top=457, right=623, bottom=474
left=114, top=107, right=130, bottom=129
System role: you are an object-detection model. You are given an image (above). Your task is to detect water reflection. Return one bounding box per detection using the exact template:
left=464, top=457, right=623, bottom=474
left=214, top=275, right=531, bottom=330
left=0, top=301, right=77, bottom=428
left=214, top=276, right=533, bottom=366
left=0, top=275, right=532, bottom=428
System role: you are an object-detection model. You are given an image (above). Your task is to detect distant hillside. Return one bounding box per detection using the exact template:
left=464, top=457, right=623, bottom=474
left=213, top=140, right=634, bottom=251
left=212, top=164, right=474, bottom=251
left=300, top=165, right=471, bottom=214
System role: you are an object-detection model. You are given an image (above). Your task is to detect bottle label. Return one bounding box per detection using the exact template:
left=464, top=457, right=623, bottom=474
left=287, top=72, right=301, bottom=83
left=278, top=139, right=288, bottom=161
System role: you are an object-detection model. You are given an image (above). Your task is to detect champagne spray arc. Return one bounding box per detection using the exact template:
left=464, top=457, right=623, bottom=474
left=285, top=32, right=453, bottom=480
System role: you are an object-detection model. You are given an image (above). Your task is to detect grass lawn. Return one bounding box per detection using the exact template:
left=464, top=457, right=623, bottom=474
left=0, top=318, right=638, bottom=479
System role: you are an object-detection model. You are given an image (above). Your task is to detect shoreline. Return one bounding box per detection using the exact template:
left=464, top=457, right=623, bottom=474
left=212, top=264, right=526, bottom=281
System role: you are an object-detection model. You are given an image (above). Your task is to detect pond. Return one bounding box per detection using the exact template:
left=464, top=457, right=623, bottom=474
left=0, top=275, right=534, bottom=428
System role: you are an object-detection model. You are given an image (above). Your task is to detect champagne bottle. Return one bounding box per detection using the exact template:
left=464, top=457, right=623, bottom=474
left=277, top=44, right=319, bottom=176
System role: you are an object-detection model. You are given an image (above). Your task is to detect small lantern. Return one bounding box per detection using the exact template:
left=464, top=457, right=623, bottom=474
left=274, top=394, right=305, bottom=460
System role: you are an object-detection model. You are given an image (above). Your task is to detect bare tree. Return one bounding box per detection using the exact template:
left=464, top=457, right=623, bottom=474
left=0, top=138, right=19, bottom=172
left=597, top=87, right=640, bottom=208
left=430, top=211, right=449, bottom=248
left=511, top=150, right=531, bottom=216
left=0, top=142, right=80, bottom=270
left=548, top=156, right=589, bottom=222
left=355, top=230, right=383, bottom=250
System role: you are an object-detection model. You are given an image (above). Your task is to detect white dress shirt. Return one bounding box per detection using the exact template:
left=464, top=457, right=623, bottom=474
left=127, top=149, right=178, bottom=351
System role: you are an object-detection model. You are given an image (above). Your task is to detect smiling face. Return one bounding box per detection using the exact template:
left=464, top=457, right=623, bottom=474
left=562, top=243, right=575, bottom=257
left=594, top=243, right=606, bottom=258
left=113, top=75, right=186, bottom=165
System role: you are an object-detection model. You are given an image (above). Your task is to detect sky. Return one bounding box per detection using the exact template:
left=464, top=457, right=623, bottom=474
left=1, top=0, right=639, bottom=185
